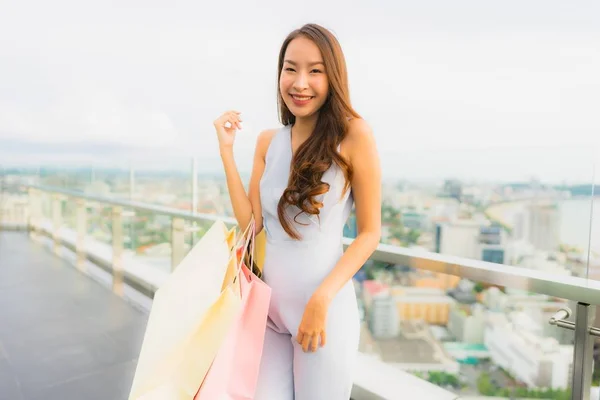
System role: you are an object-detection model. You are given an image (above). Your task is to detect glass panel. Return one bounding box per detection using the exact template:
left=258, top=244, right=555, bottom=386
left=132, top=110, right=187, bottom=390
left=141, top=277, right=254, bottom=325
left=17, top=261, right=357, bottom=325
left=376, top=146, right=596, bottom=282
left=130, top=156, right=193, bottom=209
left=358, top=269, right=575, bottom=398
left=589, top=153, right=600, bottom=394
left=88, top=162, right=131, bottom=198
left=0, top=168, right=29, bottom=228
left=184, top=219, right=216, bottom=255
left=366, top=145, right=596, bottom=398
left=86, top=201, right=112, bottom=246
left=584, top=154, right=600, bottom=280
left=196, top=164, right=234, bottom=219
left=129, top=210, right=172, bottom=276
left=40, top=191, right=51, bottom=220
left=557, top=158, right=596, bottom=283
left=63, top=197, right=77, bottom=230
left=37, top=165, right=91, bottom=191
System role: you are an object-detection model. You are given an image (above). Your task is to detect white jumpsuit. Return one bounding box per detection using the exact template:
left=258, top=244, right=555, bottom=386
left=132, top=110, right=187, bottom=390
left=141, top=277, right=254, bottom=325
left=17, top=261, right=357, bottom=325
left=255, top=125, right=360, bottom=400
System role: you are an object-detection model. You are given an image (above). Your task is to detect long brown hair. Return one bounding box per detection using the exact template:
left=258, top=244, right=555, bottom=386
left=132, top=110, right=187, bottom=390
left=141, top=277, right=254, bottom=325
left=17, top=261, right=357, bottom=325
left=276, top=23, right=361, bottom=240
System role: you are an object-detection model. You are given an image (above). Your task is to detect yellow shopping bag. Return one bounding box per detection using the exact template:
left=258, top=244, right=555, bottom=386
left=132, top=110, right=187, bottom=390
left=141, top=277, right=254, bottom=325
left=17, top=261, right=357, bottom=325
left=241, top=227, right=266, bottom=279
left=254, top=228, right=266, bottom=274
left=128, top=220, right=247, bottom=400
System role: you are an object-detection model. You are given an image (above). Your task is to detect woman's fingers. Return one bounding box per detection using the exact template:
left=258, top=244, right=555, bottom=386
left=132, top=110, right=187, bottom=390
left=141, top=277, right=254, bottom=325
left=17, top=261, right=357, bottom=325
left=214, top=110, right=242, bottom=148
left=215, top=111, right=241, bottom=127
left=301, top=333, right=311, bottom=353
left=310, top=333, right=319, bottom=352
left=224, top=112, right=242, bottom=130
left=296, top=331, right=304, bottom=345
left=297, top=330, right=326, bottom=352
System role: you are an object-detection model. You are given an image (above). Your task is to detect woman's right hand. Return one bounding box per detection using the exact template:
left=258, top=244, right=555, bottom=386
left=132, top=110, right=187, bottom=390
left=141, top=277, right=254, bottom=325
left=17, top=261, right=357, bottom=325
left=213, top=110, right=242, bottom=150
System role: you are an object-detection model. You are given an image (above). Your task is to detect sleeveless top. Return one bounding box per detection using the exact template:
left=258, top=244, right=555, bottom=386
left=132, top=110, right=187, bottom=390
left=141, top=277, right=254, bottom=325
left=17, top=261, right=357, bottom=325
left=259, top=125, right=354, bottom=244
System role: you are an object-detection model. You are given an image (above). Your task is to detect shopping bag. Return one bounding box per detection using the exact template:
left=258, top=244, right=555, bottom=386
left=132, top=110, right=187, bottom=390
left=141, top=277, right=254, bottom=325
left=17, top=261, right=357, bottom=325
left=128, top=220, right=248, bottom=400
left=239, top=222, right=265, bottom=279
left=195, top=219, right=271, bottom=400
left=250, top=228, right=266, bottom=275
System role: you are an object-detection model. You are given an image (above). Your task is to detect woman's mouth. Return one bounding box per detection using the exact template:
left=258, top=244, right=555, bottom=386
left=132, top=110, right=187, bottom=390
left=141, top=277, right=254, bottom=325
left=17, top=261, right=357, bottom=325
left=290, top=94, right=315, bottom=106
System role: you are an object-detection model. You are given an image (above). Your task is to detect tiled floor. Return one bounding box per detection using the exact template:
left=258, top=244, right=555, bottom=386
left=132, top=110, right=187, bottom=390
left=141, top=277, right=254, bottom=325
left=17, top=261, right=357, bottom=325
left=0, top=232, right=148, bottom=400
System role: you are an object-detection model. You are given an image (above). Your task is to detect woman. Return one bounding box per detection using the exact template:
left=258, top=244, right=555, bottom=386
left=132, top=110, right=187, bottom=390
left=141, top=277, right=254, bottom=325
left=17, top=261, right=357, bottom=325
left=214, top=23, right=381, bottom=400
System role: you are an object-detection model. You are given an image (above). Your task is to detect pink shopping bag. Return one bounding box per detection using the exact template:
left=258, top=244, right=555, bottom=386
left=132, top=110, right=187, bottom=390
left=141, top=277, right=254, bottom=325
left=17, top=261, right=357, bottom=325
left=195, top=255, right=271, bottom=399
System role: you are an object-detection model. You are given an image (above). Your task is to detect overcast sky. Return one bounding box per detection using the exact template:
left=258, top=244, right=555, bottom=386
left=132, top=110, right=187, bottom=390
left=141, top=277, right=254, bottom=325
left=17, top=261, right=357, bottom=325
left=0, top=0, right=599, bottom=183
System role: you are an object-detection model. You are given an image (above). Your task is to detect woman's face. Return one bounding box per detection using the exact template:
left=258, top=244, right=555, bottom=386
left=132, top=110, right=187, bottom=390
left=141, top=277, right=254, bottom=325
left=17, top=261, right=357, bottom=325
left=279, top=36, right=329, bottom=120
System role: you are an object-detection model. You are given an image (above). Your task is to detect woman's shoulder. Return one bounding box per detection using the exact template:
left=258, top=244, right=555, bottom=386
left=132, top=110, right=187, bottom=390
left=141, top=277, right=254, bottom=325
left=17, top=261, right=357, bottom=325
left=256, top=127, right=282, bottom=160
left=346, top=118, right=373, bottom=140
left=342, top=118, right=375, bottom=157
left=257, top=127, right=280, bottom=144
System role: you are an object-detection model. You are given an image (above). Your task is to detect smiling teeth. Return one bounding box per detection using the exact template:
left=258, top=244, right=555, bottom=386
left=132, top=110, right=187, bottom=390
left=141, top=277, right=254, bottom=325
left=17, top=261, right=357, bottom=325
left=292, top=95, right=312, bottom=100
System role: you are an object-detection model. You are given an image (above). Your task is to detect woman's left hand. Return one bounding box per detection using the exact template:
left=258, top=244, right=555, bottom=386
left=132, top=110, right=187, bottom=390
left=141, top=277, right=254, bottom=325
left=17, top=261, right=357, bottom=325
left=296, top=293, right=331, bottom=353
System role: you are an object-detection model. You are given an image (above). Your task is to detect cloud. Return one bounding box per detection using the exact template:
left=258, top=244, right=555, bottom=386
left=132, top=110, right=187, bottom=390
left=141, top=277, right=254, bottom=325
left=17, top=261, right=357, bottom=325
left=0, top=0, right=599, bottom=182
left=0, top=80, right=182, bottom=148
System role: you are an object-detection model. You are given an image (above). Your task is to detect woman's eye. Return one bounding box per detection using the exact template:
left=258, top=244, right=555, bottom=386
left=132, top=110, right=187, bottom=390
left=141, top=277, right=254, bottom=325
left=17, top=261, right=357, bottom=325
left=311, top=69, right=322, bottom=73
left=285, top=68, right=295, bottom=72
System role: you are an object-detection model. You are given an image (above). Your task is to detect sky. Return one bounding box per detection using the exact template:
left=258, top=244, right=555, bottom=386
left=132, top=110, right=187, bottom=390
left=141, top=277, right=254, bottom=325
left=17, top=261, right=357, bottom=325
left=0, top=0, right=599, bottom=183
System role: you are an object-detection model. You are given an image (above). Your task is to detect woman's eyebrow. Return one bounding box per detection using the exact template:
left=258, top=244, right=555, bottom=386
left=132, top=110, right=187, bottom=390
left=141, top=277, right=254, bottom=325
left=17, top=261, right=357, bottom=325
left=284, top=60, right=325, bottom=66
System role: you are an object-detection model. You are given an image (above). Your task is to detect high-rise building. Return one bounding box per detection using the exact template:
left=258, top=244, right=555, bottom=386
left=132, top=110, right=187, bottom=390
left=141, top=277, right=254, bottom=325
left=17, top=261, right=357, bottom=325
left=485, top=312, right=573, bottom=389
left=479, top=225, right=502, bottom=245
left=392, top=287, right=455, bottom=325
left=442, top=179, right=463, bottom=201
left=513, top=209, right=529, bottom=241
left=527, top=203, right=560, bottom=252
left=362, top=281, right=399, bottom=339
left=435, top=219, right=511, bottom=264
left=369, top=296, right=400, bottom=339
left=435, top=219, right=483, bottom=259
left=401, top=211, right=427, bottom=230
left=481, top=248, right=505, bottom=264
left=447, top=303, right=486, bottom=344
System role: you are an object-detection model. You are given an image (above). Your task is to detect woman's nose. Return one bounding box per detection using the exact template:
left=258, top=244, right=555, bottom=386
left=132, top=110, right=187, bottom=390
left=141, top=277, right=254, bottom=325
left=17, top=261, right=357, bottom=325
left=293, top=72, right=309, bottom=91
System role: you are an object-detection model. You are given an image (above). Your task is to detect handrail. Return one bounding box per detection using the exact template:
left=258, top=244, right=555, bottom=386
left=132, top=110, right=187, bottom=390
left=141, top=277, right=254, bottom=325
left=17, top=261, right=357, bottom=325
left=29, top=184, right=237, bottom=225
left=362, top=242, right=600, bottom=306
left=27, top=184, right=600, bottom=306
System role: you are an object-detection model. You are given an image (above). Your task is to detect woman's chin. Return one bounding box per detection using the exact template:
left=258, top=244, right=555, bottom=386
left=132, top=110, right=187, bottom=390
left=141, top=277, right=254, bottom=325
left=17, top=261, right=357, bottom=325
left=288, top=107, right=318, bottom=119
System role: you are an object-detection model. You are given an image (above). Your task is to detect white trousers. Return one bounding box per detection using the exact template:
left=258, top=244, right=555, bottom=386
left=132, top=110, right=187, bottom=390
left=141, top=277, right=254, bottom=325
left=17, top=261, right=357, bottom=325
left=253, top=282, right=360, bottom=400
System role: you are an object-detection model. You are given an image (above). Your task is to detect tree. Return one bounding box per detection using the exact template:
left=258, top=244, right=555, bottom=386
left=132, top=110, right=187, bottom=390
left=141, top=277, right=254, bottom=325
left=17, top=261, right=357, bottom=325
left=381, top=202, right=400, bottom=224
left=365, top=266, right=376, bottom=280
left=389, top=224, right=405, bottom=243
left=405, top=229, right=421, bottom=245
left=477, top=372, right=494, bottom=395
left=473, top=282, right=485, bottom=293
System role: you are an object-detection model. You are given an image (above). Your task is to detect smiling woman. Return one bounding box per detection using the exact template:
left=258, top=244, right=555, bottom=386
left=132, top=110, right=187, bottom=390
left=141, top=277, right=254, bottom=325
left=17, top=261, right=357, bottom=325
left=280, top=41, right=328, bottom=116
left=213, top=23, right=381, bottom=400
left=276, top=30, right=359, bottom=241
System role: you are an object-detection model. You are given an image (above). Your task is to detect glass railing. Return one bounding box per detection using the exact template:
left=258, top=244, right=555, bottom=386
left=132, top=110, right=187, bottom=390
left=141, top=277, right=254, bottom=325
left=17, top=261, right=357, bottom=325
left=8, top=188, right=600, bottom=398
left=369, top=283, right=576, bottom=399
left=3, top=145, right=599, bottom=399
left=588, top=156, right=600, bottom=396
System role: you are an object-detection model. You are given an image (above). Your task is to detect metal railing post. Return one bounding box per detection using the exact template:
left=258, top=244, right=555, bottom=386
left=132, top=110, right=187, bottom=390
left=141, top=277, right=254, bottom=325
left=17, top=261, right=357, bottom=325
left=75, top=199, right=87, bottom=272
left=111, top=206, right=124, bottom=296
left=549, top=305, right=600, bottom=399
left=171, top=217, right=185, bottom=271
left=571, top=303, right=596, bottom=400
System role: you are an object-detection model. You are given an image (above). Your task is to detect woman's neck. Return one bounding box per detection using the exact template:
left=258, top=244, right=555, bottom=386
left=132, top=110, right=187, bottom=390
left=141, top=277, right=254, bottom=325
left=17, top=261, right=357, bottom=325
left=292, top=114, right=318, bottom=143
